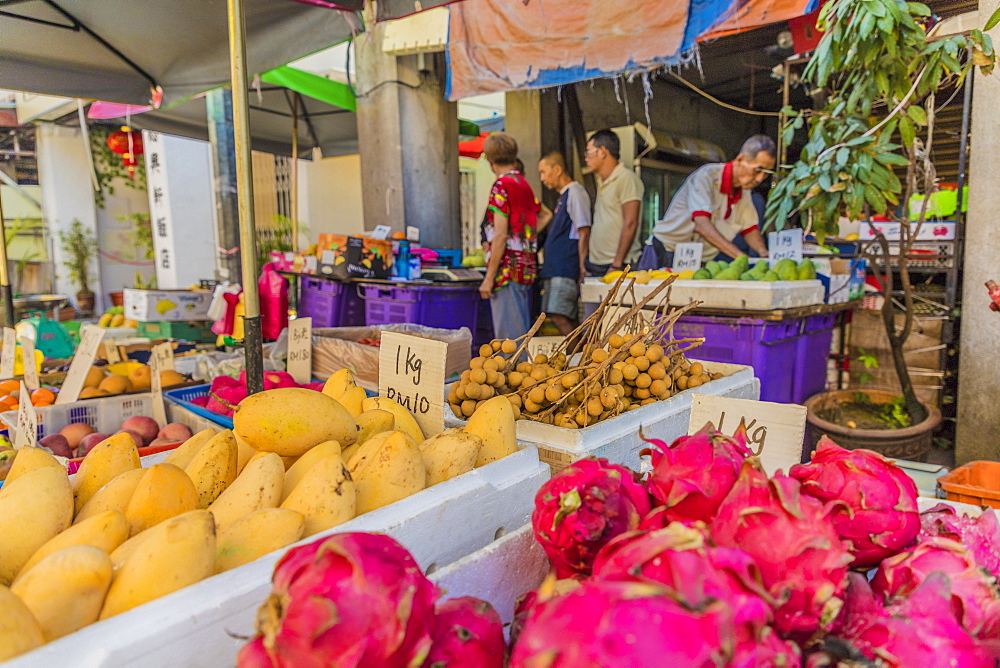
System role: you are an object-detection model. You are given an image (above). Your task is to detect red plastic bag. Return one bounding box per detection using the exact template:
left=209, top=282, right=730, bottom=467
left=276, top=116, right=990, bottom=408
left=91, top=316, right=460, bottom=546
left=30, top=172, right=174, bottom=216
left=259, top=263, right=289, bottom=341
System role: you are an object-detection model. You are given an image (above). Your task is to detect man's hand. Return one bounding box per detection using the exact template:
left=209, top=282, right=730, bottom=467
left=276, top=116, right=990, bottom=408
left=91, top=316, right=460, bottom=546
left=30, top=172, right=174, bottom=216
left=479, top=276, right=495, bottom=300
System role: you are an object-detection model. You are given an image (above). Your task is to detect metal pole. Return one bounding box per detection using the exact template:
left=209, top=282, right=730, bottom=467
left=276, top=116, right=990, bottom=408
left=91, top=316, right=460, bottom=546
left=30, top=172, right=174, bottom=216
left=0, top=186, right=14, bottom=328
left=226, top=0, right=263, bottom=396
left=291, top=95, right=299, bottom=252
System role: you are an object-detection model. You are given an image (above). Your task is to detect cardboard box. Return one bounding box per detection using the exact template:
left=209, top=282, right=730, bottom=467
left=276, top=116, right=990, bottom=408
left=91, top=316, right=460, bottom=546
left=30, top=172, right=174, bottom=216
left=816, top=258, right=866, bottom=304
left=124, top=289, right=213, bottom=322
left=317, top=234, right=394, bottom=279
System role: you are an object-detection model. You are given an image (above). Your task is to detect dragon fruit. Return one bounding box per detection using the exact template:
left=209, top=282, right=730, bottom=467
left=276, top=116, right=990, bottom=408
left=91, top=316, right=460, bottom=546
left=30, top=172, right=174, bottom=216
left=919, top=503, right=1000, bottom=580
left=238, top=533, right=437, bottom=668
left=730, top=625, right=801, bottom=668
left=423, top=597, right=504, bottom=668
left=710, top=459, right=852, bottom=640
left=593, top=523, right=774, bottom=641
left=641, top=423, right=753, bottom=525
left=509, top=577, right=582, bottom=647
left=871, top=536, right=1000, bottom=638
left=832, top=571, right=1000, bottom=668
left=509, top=579, right=734, bottom=667
left=789, top=437, right=920, bottom=568
left=531, top=458, right=651, bottom=577
left=208, top=375, right=247, bottom=417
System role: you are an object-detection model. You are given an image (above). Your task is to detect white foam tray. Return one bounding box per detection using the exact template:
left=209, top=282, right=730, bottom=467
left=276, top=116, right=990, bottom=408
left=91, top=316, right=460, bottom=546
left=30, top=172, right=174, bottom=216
left=447, top=361, right=759, bottom=472
left=581, top=277, right=825, bottom=311
left=9, top=445, right=549, bottom=667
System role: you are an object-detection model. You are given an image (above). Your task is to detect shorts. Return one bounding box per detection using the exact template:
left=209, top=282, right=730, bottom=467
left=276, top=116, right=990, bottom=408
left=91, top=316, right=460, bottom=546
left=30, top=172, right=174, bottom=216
left=541, top=277, right=579, bottom=319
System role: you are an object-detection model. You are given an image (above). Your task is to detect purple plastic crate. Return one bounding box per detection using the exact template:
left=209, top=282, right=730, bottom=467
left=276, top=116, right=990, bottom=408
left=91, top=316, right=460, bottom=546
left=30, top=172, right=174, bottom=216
left=671, top=314, right=804, bottom=404
left=360, top=284, right=481, bottom=334
left=299, top=277, right=365, bottom=328
left=793, top=313, right=837, bottom=404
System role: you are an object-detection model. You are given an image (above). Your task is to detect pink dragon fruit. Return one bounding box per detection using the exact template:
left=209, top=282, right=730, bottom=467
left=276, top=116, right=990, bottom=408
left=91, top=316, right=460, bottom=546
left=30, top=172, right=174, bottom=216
left=789, top=437, right=920, bottom=568
left=509, top=579, right=734, bottom=666
left=710, top=459, right=853, bottom=640
left=423, top=597, right=504, bottom=668
left=238, top=533, right=437, bottom=668
left=207, top=375, right=246, bottom=417
left=919, top=503, right=1000, bottom=580
left=871, top=536, right=1000, bottom=638
left=730, top=625, right=801, bottom=668
left=833, top=571, right=1000, bottom=668
left=641, top=424, right=753, bottom=525
left=509, top=577, right=582, bottom=647
left=531, top=457, right=651, bottom=577
left=593, top=524, right=774, bottom=642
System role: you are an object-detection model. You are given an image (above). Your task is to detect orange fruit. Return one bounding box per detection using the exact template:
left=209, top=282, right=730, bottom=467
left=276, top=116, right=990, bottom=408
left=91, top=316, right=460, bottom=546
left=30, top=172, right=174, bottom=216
left=0, top=379, right=19, bottom=394
left=0, top=396, right=15, bottom=411
left=8, top=402, right=18, bottom=411
left=33, top=400, right=52, bottom=407
left=30, top=388, right=56, bottom=405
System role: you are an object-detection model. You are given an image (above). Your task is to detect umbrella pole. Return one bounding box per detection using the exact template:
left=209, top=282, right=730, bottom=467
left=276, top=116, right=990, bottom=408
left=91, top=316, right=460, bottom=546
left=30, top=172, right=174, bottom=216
left=291, top=95, right=299, bottom=252
left=0, top=187, right=14, bottom=329
left=226, top=0, right=263, bottom=396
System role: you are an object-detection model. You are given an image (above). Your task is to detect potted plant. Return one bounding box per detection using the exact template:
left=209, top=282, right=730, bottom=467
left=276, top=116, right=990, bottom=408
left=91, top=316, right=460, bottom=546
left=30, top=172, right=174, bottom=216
left=766, top=0, right=995, bottom=460
left=58, top=219, right=99, bottom=315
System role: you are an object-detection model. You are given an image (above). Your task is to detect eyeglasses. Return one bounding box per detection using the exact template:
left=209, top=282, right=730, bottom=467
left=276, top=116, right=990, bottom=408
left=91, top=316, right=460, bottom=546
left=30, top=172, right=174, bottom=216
left=585, top=147, right=601, bottom=157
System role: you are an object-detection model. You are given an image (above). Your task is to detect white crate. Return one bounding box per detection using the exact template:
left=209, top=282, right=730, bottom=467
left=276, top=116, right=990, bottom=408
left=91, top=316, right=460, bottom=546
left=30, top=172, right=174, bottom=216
left=0, top=393, right=154, bottom=441
left=580, top=278, right=825, bottom=311
left=8, top=445, right=549, bottom=668
left=165, top=401, right=224, bottom=434
left=447, top=362, right=759, bottom=472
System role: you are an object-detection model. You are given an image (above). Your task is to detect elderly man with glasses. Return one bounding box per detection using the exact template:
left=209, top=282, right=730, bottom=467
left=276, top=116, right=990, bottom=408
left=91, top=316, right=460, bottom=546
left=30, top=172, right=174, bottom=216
left=638, top=134, right=776, bottom=270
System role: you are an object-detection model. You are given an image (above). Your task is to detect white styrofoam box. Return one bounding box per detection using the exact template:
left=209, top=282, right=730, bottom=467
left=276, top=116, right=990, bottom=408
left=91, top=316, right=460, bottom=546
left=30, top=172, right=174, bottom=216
left=0, top=393, right=154, bottom=440
left=580, top=277, right=825, bottom=311
left=124, top=288, right=213, bottom=322
left=431, top=525, right=549, bottom=626
left=447, top=362, right=759, bottom=472
left=916, top=495, right=999, bottom=519
left=858, top=220, right=956, bottom=241
left=9, top=446, right=549, bottom=668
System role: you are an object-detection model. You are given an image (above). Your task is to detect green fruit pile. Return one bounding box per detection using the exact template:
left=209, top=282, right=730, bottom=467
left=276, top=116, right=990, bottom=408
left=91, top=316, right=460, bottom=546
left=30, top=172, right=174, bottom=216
left=692, top=256, right=817, bottom=282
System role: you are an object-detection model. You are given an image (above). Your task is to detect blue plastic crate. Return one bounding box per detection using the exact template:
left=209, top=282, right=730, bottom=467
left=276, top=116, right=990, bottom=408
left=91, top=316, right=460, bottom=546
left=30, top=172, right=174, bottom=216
left=164, top=384, right=233, bottom=429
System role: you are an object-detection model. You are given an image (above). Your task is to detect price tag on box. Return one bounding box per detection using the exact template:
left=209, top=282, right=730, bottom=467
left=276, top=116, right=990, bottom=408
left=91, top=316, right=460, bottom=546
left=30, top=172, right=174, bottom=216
left=150, top=350, right=167, bottom=425
left=768, top=228, right=804, bottom=268
left=688, top=394, right=807, bottom=475
left=287, top=317, right=313, bottom=385
left=673, top=242, right=703, bottom=272
left=379, top=332, right=448, bottom=438
left=19, top=336, right=39, bottom=392
left=527, top=336, right=564, bottom=362
left=152, top=341, right=175, bottom=372
left=56, top=326, right=105, bottom=404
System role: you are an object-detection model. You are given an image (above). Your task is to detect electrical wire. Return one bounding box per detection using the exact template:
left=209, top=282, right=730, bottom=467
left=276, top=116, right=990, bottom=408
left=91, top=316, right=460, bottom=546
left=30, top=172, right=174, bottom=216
left=666, top=71, right=781, bottom=117
left=345, top=38, right=424, bottom=99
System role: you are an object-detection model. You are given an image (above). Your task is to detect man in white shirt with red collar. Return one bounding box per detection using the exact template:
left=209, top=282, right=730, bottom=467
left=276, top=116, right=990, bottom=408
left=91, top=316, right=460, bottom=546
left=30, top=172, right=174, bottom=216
left=638, top=135, right=775, bottom=269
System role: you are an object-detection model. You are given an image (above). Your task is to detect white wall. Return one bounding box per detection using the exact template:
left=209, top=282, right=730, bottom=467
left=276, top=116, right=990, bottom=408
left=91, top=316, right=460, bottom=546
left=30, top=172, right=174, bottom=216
left=35, top=124, right=104, bottom=310
left=298, top=154, right=365, bottom=242
left=95, top=180, right=155, bottom=297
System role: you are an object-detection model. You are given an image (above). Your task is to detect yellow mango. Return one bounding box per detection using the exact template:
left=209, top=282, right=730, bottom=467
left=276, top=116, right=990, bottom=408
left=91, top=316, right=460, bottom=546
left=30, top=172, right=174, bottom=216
left=321, top=368, right=356, bottom=401
left=208, top=452, right=284, bottom=529
left=17, top=510, right=128, bottom=580
left=184, top=429, right=239, bottom=508
left=360, top=397, right=424, bottom=444
left=0, top=466, right=73, bottom=585
left=234, top=432, right=258, bottom=474
left=281, top=441, right=341, bottom=503
left=11, top=545, right=112, bottom=641
left=215, top=508, right=305, bottom=573
left=73, top=468, right=144, bottom=525
left=351, top=431, right=426, bottom=515
left=125, top=464, right=199, bottom=536
left=234, top=388, right=358, bottom=457
left=100, top=510, right=215, bottom=620
left=345, top=430, right=398, bottom=473
left=419, top=429, right=483, bottom=486
left=355, top=409, right=395, bottom=446
left=280, top=455, right=298, bottom=470
left=0, top=585, right=43, bottom=660
left=280, top=453, right=355, bottom=537
left=163, top=428, right=218, bottom=470
left=2, top=446, right=61, bottom=490
left=72, top=432, right=141, bottom=514
left=338, top=386, right=368, bottom=419
left=466, top=396, right=519, bottom=467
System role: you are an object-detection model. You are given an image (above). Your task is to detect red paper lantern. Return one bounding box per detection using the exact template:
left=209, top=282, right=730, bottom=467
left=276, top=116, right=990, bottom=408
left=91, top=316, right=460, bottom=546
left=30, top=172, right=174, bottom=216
left=106, top=126, right=144, bottom=178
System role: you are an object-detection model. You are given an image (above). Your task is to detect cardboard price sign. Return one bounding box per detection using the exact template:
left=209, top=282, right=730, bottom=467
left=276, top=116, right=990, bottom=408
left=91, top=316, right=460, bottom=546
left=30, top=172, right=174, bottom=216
left=152, top=342, right=175, bottom=372
left=150, top=350, right=167, bottom=425
left=19, top=336, right=39, bottom=392
left=688, top=394, right=807, bottom=475
left=56, top=326, right=106, bottom=404
left=673, top=242, right=704, bottom=272
left=526, top=336, right=564, bottom=363
left=13, top=381, right=37, bottom=449
left=378, top=332, right=447, bottom=438
left=104, top=340, right=124, bottom=364
left=768, top=228, right=804, bottom=267
left=0, top=327, right=16, bottom=380
left=287, top=317, right=313, bottom=385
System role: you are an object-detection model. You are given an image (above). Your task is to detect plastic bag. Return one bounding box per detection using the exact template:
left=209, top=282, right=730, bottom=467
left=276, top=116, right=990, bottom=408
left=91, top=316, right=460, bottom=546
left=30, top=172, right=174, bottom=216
left=259, top=263, right=289, bottom=340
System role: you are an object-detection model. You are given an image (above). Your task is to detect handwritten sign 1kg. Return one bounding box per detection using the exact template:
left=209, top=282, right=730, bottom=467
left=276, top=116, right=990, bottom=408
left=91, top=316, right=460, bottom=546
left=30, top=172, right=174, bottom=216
left=673, top=242, right=704, bottom=272
left=0, top=328, right=16, bottom=380
left=378, top=332, right=447, bottom=438
left=767, top=228, right=804, bottom=268
left=687, top=393, right=807, bottom=475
